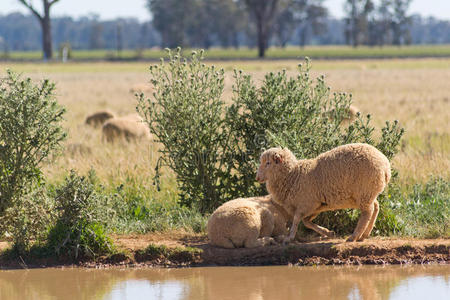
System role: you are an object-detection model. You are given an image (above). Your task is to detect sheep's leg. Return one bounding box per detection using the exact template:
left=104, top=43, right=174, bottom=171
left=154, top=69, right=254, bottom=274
left=283, top=209, right=305, bottom=244
left=302, top=214, right=335, bottom=238
left=347, top=203, right=374, bottom=242
left=359, top=199, right=379, bottom=241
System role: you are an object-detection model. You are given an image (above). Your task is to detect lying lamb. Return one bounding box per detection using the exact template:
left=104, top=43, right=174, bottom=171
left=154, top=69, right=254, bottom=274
left=256, top=143, right=391, bottom=243
left=323, top=105, right=360, bottom=124
left=207, top=195, right=291, bottom=248
left=102, top=114, right=151, bottom=143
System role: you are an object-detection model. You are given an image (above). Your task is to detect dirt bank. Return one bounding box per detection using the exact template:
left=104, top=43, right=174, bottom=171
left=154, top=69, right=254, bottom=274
left=0, top=233, right=448, bottom=269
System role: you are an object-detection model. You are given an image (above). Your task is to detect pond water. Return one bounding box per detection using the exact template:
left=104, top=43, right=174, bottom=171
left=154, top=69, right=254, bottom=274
left=0, top=265, right=448, bottom=300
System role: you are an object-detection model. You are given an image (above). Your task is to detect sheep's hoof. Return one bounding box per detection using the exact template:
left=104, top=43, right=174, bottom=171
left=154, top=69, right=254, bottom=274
left=346, top=236, right=356, bottom=242
left=261, top=237, right=275, bottom=246
left=282, top=237, right=293, bottom=245
left=274, top=235, right=286, bottom=243
left=327, top=231, right=336, bottom=238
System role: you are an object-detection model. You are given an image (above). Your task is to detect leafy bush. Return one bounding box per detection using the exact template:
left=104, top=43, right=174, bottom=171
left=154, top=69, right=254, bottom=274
left=0, top=70, right=66, bottom=216
left=138, top=49, right=404, bottom=229
left=47, top=170, right=115, bottom=258
left=0, top=70, right=65, bottom=250
left=0, top=187, right=55, bottom=253
left=137, top=48, right=232, bottom=213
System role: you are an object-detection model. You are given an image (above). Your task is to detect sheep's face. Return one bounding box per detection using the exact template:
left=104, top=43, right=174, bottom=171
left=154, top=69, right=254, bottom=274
left=256, top=148, right=292, bottom=183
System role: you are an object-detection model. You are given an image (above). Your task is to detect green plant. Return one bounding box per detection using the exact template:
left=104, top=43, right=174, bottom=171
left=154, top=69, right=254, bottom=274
left=137, top=47, right=232, bottom=213
left=47, top=170, right=114, bottom=258
left=396, top=177, right=449, bottom=238
left=0, top=70, right=65, bottom=250
left=0, top=70, right=66, bottom=216
left=0, top=187, right=55, bottom=253
left=110, top=182, right=207, bottom=234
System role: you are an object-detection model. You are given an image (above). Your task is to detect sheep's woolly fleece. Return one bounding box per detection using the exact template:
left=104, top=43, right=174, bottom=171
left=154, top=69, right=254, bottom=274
left=102, top=114, right=151, bottom=143
left=207, top=195, right=291, bottom=248
left=256, top=143, right=390, bottom=243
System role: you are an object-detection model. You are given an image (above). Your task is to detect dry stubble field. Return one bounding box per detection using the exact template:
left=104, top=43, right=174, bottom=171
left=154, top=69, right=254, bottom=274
left=1, top=58, right=449, bottom=190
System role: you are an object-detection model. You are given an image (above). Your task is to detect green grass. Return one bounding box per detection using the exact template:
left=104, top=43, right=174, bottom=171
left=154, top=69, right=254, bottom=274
left=135, top=243, right=202, bottom=262
left=392, top=177, right=450, bottom=238
left=4, top=45, right=450, bottom=62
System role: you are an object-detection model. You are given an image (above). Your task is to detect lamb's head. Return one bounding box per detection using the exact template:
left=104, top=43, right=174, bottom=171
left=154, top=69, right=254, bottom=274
left=256, top=147, right=297, bottom=183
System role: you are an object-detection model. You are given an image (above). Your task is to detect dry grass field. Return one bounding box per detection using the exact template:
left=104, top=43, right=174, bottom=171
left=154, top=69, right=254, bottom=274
left=1, top=58, right=449, bottom=190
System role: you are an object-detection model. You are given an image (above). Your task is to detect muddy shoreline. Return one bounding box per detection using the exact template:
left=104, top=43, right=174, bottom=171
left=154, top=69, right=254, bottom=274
left=0, top=236, right=448, bottom=270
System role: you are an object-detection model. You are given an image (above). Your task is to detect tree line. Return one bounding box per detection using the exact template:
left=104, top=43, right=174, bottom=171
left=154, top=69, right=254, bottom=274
left=0, top=0, right=449, bottom=59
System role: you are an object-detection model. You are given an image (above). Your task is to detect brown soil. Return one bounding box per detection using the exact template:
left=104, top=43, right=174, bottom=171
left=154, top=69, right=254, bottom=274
left=0, top=233, right=448, bottom=269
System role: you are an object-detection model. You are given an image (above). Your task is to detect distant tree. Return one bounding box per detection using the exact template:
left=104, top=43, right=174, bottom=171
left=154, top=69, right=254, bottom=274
left=368, top=0, right=393, bottom=46
left=294, top=0, right=328, bottom=47
left=391, top=0, right=412, bottom=45
left=186, top=0, right=213, bottom=48
left=344, top=0, right=374, bottom=47
left=242, top=0, right=287, bottom=57
left=89, top=22, right=103, bottom=49
left=148, top=0, right=194, bottom=48
left=274, top=5, right=296, bottom=47
left=116, top=21, right=123, bottom=56
left=17, top=0, right=61, bottom=60
left=211, top=0, right=247, bottom=48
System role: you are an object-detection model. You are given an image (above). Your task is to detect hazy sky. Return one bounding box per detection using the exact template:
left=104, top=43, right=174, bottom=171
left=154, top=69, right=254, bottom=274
left=1, top=0, right=449, bottom=21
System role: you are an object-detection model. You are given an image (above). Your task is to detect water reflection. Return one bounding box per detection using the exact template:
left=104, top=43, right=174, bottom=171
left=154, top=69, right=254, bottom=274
left=0, top=265, right=448, bottom=300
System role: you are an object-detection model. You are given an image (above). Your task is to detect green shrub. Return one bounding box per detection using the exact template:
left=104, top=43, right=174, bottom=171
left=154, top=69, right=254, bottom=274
left=47, top=170, right=114, bottom=258
left=137, top=48, right=232, bottom=213
left=0, top=187, right=55, bottom=253
left=0, top=70, right=66, bottom=214
left=138, top=49, right=404, bottom=231
left=0, top=70, right=65, bottom=249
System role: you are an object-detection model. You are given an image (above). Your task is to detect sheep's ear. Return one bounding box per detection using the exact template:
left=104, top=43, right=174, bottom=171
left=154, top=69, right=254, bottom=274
left=274, top=153, right=282, bottom=164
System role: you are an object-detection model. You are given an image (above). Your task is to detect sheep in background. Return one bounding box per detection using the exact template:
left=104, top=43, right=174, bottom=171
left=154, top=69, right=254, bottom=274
left=102, top=114, right=151, bottom=143
left=129, top=83, right=153, bottom=95
left=324, top=105, right=360, bottom=123
left=85, top=110, right=115, bottom=127
left=256, top=143, right=390, bottom=243
left=207, top=195, right=291, bottom=248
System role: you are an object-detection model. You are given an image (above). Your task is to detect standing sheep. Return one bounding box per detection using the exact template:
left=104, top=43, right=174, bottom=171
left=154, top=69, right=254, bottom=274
left=207, top=195, right=291, bottom=248
left=85, top=110, right=115, bottom=127
left=256, top=143, right=391, bottom=243
left=102, top=114, right=151, bottom=143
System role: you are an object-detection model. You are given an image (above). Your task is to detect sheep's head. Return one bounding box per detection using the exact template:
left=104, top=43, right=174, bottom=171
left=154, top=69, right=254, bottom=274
left=256, top=147, right=296, bottom=183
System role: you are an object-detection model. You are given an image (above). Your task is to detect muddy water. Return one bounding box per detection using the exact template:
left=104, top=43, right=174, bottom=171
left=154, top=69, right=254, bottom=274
left=0, top=265, right=448, bottom=300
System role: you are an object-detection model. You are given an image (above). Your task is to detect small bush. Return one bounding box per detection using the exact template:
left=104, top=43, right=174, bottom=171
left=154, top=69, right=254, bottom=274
left=138, top=48, right=231, bottom=213
left=0, top=70, right=65, bottom=250
left=0, top=70, right=66, bottom=215
left=47, top=170, right=114, bottom=259
left=0, top=187, right=55, bottom=253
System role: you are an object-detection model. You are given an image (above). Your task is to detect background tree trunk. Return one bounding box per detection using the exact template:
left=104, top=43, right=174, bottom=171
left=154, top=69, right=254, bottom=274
left=17, top=0, right=60, bottom=60
left=41, top=15, right=52, bottom=60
